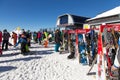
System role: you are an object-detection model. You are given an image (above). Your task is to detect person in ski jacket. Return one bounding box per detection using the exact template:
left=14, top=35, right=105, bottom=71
left=37, top=31, right=42, bottom=44
left=14, top=34, right=29, bottom=55
left=33, top=32, right=37, bottom=43
left=12, top=32, right=17, bottom=46
left=2, top=29, right=11, bottom=50
left=26, top=30, right=31, bottom=46
left=54, top=29, right=62, bottom=52
left=112, top=37, right=120, bottom=70
left=0, top=31, right=2, bottom=55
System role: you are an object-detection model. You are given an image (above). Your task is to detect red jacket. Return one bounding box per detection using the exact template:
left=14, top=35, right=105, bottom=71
left=37, top=32, right=42, bottom=38
left=0, top=31, right=2, bottom=42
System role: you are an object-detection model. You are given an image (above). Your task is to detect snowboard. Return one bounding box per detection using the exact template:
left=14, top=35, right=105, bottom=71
left=59, top=43, right=69, bottom=54
left=78, top=34, right=87, bottom=64
left=87, top=54, right=97, bottom=75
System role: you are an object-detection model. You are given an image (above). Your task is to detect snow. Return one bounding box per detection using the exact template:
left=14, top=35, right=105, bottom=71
left=0, top=43, right=97, bottom=80
left=88, top=6, right=120, bottom=20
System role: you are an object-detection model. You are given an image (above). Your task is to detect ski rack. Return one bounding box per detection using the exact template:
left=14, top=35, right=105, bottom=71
left=97, top=24, right=120, bottom=80
left=67, top=29, right=92, bottom=59
left=62, top=29, right=99, bottom=59
left=75, top=29, right=91, bottom=59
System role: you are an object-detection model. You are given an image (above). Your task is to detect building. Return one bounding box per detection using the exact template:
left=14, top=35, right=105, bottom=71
left=56, top=13, right=89, bottom=30
left=87, top=6, right=120, bottom=26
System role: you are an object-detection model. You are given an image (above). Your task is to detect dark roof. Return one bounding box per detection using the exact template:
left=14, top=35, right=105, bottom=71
left=71, top=14, right=90, bottom=24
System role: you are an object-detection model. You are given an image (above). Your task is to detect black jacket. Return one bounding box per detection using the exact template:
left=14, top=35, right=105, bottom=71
left=55, top=31, right=62, bottom=44
left=3, top=32, right=10, bottom=40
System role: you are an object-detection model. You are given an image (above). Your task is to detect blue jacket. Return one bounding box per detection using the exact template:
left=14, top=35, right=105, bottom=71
left=118, top=37, right=120, bottom=46
left=15, top=37, right=27, bottom=47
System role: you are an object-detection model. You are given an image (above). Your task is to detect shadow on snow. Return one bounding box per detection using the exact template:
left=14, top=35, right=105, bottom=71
left=87, top=72, right=96, bottom=75
left=0, top=49, right=54, bottom=63
left=1, top=49, right=54, bottom=57
left=0, top=56, right=42, bottom=63
left=32, top=50, right=54, bottom=55
left=0, top=66, right=17, bottom=72
left=1, top=52, right=20, bottom=57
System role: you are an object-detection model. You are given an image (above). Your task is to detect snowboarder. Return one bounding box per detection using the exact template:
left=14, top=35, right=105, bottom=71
left=14, top=34, right=29, bottom=55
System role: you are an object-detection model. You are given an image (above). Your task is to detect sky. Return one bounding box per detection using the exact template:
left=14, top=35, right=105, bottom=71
left=0, top=0, right=120, bottom=32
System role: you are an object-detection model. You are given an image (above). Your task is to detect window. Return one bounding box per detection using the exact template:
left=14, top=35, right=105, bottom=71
left=60, top=15, right=68, bottom=24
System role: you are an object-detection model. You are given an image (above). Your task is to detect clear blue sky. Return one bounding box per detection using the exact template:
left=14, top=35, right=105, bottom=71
left=0, top=0, right=120, bottom=32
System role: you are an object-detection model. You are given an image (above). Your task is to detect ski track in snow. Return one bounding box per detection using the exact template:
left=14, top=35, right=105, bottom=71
left=0, top=43, right=96, bottom=80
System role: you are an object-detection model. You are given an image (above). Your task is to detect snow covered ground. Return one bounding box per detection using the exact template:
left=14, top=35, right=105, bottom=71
left=0, top=43, right=97, bottom=80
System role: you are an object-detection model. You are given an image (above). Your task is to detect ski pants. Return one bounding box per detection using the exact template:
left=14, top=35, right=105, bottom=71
left=55, top=43, right=61, bottom=52
left=2, top=40, right=9, bottom=50
left=21, top=42, right=27, bottom=54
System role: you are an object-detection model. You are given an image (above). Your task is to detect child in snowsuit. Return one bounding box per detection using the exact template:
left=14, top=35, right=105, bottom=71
left=14, top=34, right=29, bottom=55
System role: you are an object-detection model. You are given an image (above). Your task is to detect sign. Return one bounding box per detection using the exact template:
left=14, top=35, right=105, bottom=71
left=68, top=30, right=76, bottom=34
left=77, top=29, right=90, bottom=34
left=83, top=24, right=90, bottom=29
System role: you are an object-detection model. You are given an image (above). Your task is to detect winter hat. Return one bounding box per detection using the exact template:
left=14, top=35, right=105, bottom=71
left=21, top=34, right=25, bottom=38
left=3, top=29, right=7, bottom=32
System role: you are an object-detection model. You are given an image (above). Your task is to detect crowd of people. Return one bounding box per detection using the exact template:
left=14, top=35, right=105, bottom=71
left=0, top=29, right=54, bottom=55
